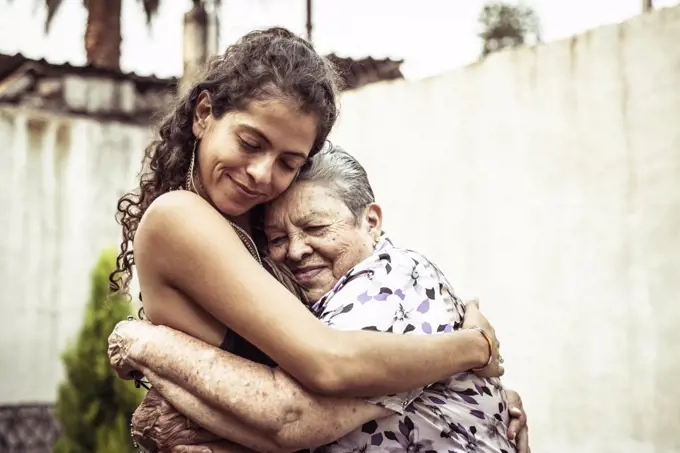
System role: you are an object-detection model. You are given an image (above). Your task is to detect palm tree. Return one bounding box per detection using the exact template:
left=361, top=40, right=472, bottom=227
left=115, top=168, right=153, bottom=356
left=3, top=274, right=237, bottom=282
left=42, top=0, right=162, bottom=70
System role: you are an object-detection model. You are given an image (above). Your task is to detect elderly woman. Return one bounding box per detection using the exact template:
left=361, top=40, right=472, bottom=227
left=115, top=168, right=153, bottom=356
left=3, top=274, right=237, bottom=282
left=110, top=146, right=529, bottom=453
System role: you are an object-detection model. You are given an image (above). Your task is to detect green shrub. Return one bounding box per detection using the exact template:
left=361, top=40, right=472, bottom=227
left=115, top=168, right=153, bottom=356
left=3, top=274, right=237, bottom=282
left=53, top=248, right=144, bottom=453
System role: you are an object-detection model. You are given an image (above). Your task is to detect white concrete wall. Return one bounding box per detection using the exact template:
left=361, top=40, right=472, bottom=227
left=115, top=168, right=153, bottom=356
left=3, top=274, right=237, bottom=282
left=329, top=6, right=680, bottom=453
left=0, top=107, right=147, bottom=403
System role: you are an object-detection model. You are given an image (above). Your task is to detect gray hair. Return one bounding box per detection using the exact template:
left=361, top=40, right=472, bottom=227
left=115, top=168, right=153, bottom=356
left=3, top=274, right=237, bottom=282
left=297, top=143, right=375, bottom=220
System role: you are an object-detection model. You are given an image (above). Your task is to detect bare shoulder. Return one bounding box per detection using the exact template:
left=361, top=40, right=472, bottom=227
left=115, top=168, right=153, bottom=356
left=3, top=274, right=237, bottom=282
left=138, top=191, right=217, bottom=241
left=133, top=190, right=242, bottom=281
left=144, top=190, right=212, bottom=223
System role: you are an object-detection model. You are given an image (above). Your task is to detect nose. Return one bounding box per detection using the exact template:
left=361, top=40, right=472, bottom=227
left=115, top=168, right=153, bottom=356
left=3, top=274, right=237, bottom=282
left=246, top=155, right=274, bottom=187
left=287, top=234, right=313, bottom=262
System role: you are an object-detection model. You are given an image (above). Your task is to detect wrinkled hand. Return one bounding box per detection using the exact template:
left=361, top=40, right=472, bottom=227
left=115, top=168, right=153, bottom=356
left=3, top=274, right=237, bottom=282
left=107, top=318, right=150, bottom=380
left=462, top=300, right=504, bottom=378
left=506, top=389, right=530, bottom=453
left=171, top=446, right=214, bottom=453
left=132, top=387, right=221, bottom=452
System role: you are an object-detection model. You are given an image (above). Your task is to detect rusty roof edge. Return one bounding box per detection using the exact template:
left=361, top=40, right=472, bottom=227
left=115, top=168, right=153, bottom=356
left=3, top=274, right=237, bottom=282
left=0, top=61, right=45, bottom=98
left=0, top=52, right=404, bottom=97
left=0, top=52, right=178, bottom=86
left=326, top=53, right=405, bottom=65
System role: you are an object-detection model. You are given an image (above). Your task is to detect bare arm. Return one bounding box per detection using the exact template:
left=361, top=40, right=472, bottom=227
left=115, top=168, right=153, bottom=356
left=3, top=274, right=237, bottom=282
left=135, top=191, right=493, bottom=396
left=140, top=363, right=390, bottom=452
left=129, top=386, right=263, bottom=452
left=116, top=322, right=390, bottom=447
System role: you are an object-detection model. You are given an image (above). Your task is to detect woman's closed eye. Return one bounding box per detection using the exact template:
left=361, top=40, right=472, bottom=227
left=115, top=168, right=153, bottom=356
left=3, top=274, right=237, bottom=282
left=305, top=225, right=327, bottom=234
left=239, top=137, right=260, bottom=152
left=269, top=235, right=288, bottom=247
left=280, top=159, right=300, bottom=172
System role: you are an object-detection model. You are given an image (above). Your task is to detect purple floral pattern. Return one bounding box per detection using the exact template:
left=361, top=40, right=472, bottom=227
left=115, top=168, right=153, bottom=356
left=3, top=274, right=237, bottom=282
left=311, top=236, right=516, bottom=453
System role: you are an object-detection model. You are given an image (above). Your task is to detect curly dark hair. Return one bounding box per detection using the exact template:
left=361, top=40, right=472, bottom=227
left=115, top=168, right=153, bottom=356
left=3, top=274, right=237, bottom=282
left=109, top=27, right=340, bottom=295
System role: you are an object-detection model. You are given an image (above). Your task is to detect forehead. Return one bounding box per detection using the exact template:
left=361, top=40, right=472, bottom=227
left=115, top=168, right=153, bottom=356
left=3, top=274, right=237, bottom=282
left=265, top=182, right=350, bottom=227
left=226, top=99, right=318, bottom=155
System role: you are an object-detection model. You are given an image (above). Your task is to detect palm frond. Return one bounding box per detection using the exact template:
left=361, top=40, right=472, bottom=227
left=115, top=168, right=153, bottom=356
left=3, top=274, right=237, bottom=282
left=44, top=0, right=64, bottom=32
left=139, top=0, right=160, bottom=24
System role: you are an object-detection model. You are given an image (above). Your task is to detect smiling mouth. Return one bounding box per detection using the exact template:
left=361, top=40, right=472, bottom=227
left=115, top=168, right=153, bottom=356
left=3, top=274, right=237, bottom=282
left=293, top=266, right=325, bottom=283
left=230, top=176, right=264, bottom=198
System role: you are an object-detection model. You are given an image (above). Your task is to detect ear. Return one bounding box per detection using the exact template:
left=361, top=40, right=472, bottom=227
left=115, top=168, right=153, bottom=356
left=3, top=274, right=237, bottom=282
left=362, top=203, right=383, bottom=241
left=192, top=90, right=213, bottom=139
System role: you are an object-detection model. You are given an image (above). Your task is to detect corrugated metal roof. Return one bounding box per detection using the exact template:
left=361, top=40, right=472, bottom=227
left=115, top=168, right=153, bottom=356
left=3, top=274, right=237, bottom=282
left=0, top=52, right=404, bottom=94
left=0, top=52, right=404, bottom=124
left=0, top=53, right=177, bottom=88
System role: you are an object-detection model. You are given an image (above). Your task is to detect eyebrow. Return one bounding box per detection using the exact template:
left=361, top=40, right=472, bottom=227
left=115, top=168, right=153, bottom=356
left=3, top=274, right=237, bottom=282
left=240, top=125, right=308, bottom=159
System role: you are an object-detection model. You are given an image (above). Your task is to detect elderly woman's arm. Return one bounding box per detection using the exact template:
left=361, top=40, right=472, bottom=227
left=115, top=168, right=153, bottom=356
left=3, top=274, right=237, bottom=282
left=110, top=299, right=503, bottom=452
left=134, top=191, right=499, bottom=397
left=129, top=362, right=392, bottom=453
left=145, top=378, right=531, bottom=453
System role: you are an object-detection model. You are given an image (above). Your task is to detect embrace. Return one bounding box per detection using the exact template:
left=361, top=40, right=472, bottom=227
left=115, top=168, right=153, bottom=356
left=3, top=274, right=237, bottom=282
left=107, top=27, right=530, bottom=453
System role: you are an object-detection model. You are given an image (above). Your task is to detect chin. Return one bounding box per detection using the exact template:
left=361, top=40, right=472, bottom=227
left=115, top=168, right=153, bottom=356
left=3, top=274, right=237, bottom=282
left=213, top=192, right=252, bottom=217
left=305, top=288, right=330, bottom=304
left=306, top=295, right=322, bottom=305
left=211, top=200, right=243, bottom=218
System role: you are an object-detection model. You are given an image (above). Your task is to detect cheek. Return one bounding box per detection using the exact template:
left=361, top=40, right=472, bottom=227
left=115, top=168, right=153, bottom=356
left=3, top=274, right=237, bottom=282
left=324, top=234, right=370, bottom=278
left=267, top=245, right=286, bottom=263
left=201, top=134, right=240, bottom=172
left=266, top=173, right=297, bottom=202
left=332, top=254, right=356, bottom=279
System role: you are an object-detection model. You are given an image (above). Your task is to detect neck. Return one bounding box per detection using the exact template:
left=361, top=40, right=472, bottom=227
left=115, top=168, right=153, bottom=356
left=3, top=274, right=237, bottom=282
left=228, top=213, right=252, bottom=235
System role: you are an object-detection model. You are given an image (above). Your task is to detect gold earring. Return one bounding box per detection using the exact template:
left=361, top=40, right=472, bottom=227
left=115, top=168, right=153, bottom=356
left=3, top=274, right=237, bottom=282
left=185, top=139, right=199, bottom=192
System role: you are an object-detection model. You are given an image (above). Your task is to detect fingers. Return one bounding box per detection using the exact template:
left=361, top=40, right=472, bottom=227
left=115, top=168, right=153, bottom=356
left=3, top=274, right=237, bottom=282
left=464, top=298, right=506, bottom=377
left=508, top=405, right=524, bottom=419
left=506, top=391, right=527, bottom=432
left=515, top=426, right=530, bottom=453
left=107, top=320, right=141, bottom=380
left=507, top=416, right=522, bottom=442
left=510, top=405, right=527, bottom=426
left=472, top=336, right=504, bottom=378
left=507, top=406, right=526, bottom=440
left=507, top=395, right=528, bottom=450
left=464, top=298, right=480, bottom=310
left=508, top=406, right=522, bottom=417
left=488, top=347, right=505, bottom=377
left=172, top=446, right=212, bottom=453
left=474, top=362, right=504, bottom=378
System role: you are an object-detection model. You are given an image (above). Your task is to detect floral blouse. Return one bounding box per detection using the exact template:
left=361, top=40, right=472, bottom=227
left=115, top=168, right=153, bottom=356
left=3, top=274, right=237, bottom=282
left=310, top=236, right=516, bottom=453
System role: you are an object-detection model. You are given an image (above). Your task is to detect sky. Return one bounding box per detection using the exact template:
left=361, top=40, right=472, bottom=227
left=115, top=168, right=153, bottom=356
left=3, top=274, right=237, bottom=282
left=0, top=0, right=678, bottom=80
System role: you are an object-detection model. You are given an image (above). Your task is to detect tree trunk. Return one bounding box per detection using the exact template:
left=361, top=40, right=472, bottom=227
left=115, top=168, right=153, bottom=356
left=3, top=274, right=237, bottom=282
left=84, top=0, right=123, bottom=70
left=643, top=0, right=653, bottom=13
left=180, top=3, right=208, bottom=96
